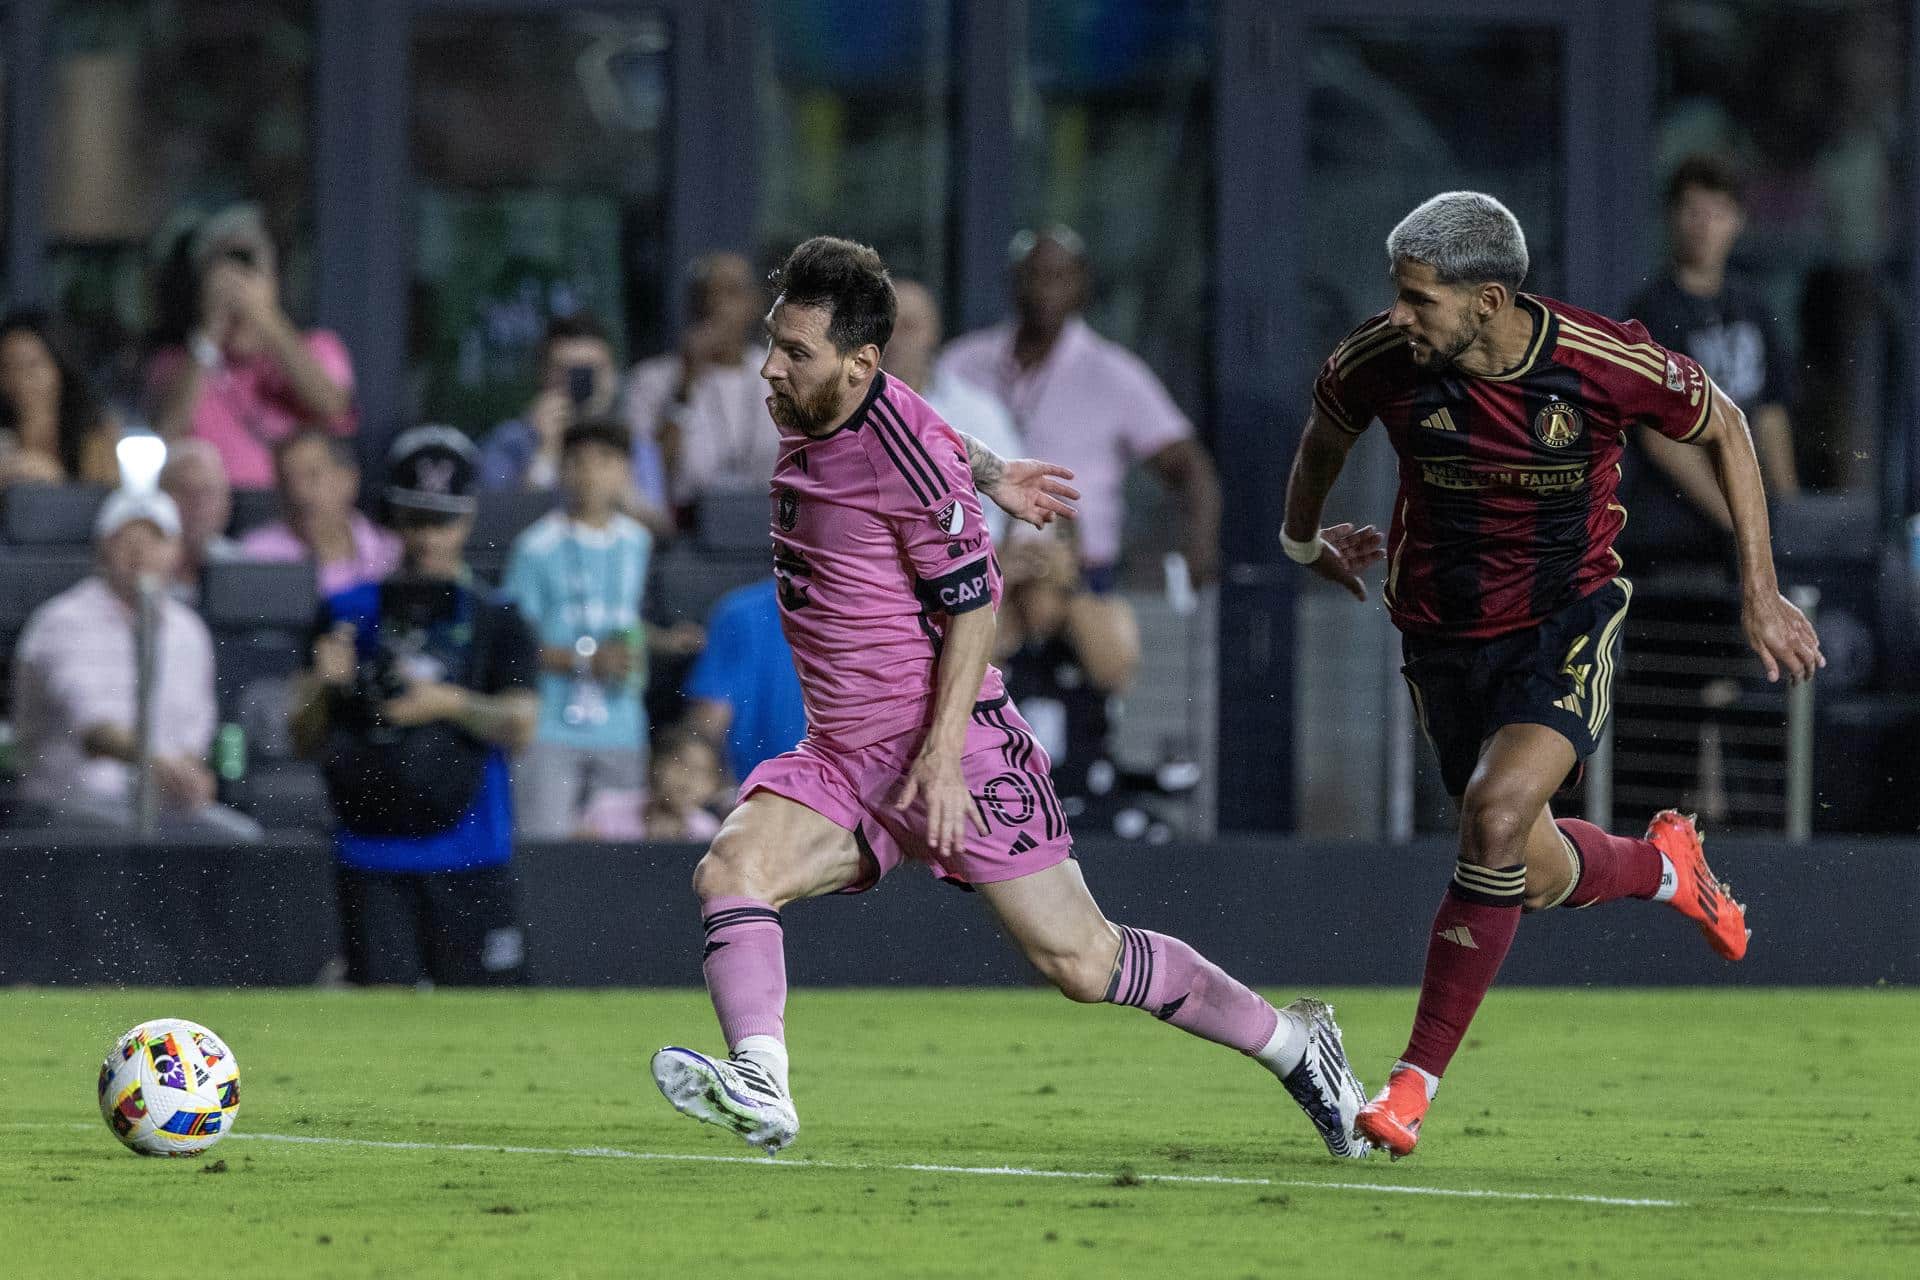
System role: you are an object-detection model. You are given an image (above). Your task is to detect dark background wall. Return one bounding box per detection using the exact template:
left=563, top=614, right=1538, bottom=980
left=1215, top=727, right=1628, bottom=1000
left=3, top=835, right=1911, bottom=987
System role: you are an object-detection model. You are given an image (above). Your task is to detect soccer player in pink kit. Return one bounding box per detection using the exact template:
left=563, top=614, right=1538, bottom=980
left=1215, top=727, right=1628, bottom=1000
left=651, top=236, right=1372, bottom=1160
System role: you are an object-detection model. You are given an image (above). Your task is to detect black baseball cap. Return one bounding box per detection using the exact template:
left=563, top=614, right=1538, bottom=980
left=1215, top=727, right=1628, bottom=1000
left=384, top=425, right=479, bottom=522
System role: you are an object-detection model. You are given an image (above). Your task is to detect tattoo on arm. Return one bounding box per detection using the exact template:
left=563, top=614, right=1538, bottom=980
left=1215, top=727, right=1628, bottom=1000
left=963, top=434, right=1005, bottom=491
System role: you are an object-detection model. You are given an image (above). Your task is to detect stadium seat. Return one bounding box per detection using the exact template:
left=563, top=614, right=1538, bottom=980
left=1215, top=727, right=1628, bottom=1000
left=201, top=561, right=318, bottom=632
left=649, top=547, right=768, bottom=627
left=467, top=490, right=558, bottom=581
left=227, top=487, right=282, bottom=538
left=696, top=490, right=771, bottom=555
left=1, top=484, right=110, bottom=546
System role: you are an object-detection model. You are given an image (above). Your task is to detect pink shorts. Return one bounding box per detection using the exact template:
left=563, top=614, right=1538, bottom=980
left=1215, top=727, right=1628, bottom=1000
left=740, top=694, right=1074, bottom=890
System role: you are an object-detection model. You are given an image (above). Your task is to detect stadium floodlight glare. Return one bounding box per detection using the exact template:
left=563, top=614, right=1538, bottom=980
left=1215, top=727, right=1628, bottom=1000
left=116, top=433, right=169, bottom=492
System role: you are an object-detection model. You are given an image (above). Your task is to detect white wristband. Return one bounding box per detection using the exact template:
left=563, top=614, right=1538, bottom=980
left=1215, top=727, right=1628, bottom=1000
left=1279, top=529, right=1326, bottom=565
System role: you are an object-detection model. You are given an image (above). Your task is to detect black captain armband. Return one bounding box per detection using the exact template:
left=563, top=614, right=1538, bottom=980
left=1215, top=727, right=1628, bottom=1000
left=915, top=560, right=995, bottom=615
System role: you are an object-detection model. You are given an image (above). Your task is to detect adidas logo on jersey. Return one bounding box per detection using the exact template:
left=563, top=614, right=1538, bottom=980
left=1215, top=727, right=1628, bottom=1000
left=1419, top=407, right=1459, bottom=433
left=1437, top=925, right=1479, bottom=949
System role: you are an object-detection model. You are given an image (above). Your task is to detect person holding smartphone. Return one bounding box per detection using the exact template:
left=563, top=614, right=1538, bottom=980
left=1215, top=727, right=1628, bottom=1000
left=479, top=312, right=672, bottom=536
left=146, top=203, right=357, bottom=489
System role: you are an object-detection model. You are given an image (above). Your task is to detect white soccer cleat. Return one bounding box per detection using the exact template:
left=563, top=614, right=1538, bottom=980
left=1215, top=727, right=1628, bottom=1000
left=650, top=1046, right=799, bottom=1154
left=1276, top=998, right=1373, bottom=1160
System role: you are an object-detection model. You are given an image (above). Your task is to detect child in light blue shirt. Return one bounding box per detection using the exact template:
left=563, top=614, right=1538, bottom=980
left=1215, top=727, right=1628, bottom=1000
left=503, top=419, right=654, bottom=837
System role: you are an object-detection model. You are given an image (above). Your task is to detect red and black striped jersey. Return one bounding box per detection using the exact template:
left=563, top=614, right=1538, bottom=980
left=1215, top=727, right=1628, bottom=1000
left=1313, top=294, right=1715, bottom=640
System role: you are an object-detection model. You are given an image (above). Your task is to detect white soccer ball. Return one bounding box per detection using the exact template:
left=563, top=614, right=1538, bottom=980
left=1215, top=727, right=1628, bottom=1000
left=97, top=1019, right=241, bottom=1157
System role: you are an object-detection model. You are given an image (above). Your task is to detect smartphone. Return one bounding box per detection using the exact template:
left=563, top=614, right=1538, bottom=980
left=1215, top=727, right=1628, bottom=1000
left=566, top=364, right=597, bottom=408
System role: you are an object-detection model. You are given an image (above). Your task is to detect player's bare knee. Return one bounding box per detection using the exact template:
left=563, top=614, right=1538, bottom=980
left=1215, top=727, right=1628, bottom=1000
left=1459, top=790, right=1531, bottom=866
left=693, top=834, right=777, bottom=903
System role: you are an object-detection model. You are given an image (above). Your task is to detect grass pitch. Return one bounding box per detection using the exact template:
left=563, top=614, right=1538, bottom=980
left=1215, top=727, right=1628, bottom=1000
left=2, top=988, right=1914, bottom=1279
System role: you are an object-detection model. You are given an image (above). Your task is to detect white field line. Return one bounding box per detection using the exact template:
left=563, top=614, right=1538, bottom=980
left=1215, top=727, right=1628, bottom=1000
left=202, top=1130, right=1913, bottom=1220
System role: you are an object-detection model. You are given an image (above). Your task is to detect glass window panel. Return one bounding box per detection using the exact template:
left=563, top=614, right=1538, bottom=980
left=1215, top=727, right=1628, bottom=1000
left=754, top=0, right=949, bottom=300
left=410, top=9, right=672, bottom=433
left=1305, top=24, right=1564, bottom=367
left=1014, top=0, right=1212, bottom=416
left=43, top=0, right=315, bottom=412
left=1654, top=0, right=1908, bottom=491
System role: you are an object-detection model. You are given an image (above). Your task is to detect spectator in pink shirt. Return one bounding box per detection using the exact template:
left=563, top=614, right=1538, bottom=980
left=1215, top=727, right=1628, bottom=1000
left=940, top=226, right=1221, bottom=589
left=11, top=488, right=259, bottom=838
left=146, top=204, right=356, bottom=489
left=240, top=428, right=400, bottom=597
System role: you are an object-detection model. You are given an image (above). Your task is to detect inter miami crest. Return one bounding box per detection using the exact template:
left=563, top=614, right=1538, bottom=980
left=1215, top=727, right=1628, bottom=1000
left=776, top=486, right=799, bottom=532
left=1532, top=397, right=1584, bottom=449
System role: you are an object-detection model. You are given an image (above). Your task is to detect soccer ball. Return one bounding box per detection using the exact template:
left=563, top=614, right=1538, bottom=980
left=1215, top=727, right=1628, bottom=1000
left=96, top=1019, right=241, bottom=1157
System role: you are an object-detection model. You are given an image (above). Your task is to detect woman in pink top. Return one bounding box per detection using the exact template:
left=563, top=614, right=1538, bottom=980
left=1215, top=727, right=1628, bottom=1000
left=239, top=428, right=399, bottom=598
left=147, top=204, right=356, bottom=489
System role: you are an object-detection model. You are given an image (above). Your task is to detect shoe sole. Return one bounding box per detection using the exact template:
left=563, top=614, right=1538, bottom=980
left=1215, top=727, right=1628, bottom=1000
left=650, top=1047, right=796, bottom=1154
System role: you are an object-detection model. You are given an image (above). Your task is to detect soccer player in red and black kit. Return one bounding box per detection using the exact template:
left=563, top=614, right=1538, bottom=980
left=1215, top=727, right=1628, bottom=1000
left=1280, top=192, right=1824, bottom=1159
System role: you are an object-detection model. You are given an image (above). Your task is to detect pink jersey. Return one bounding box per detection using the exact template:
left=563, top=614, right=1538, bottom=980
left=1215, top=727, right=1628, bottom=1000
left=769, top=372, right=1004, bottom=751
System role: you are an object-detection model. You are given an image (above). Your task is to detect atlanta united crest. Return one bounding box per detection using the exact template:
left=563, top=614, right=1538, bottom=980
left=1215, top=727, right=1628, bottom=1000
left=776, top=486, right=799, bottom=531
left=1532, top=398, right=1584, bottom=449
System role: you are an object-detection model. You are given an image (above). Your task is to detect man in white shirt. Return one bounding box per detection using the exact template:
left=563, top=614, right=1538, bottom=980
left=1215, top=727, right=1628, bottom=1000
left=12, top=488, right=259, bottom=837
left=882, top=279, right=1025, bottom=547
left=626, top=253, right=779, bottom=518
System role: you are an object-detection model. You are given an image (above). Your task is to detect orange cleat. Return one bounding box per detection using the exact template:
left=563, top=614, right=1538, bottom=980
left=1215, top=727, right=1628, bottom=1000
left=1355, top=1067, right=1430, bottom=1160
left=1645, top=809, right=1749, bottom=961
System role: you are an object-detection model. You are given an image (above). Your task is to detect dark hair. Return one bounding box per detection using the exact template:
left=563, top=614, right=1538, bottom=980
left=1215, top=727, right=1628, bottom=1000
left=1665, top=154, right=1744, bottom=209
left=561, top=416, right=633, bottom=458
left=768, top=236, right=895, bottom=354
left=0, top=310, right=108, bottom=478
left=537, top=311, right=610, bottom=372
left=275, top=425, right=359, bottom=470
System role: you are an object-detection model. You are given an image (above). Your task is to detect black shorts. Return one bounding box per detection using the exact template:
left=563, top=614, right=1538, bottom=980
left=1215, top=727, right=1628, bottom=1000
left=1400, top=579, right=1633, bottom=798
left=334, top=862, right=526, bottom=987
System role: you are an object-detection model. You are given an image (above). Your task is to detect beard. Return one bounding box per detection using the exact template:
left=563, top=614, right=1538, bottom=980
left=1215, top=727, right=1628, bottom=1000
left=1413, top=306, right=1485, bottom=371
left=767, top=376, right=848, bottom=436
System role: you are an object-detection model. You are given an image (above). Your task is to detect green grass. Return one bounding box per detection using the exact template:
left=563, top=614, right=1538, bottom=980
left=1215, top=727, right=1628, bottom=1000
left=2, top=988, right=1915, bottom=1278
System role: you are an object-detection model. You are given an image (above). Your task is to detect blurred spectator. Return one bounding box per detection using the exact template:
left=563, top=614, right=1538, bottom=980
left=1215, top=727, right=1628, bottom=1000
left=240, top=428, right=400, bottom=596
left=146, top=203, right=356, bottom=489
left=997, top=535, right=1139, bottom=814
left=158, top=440, right=241, bottom=599
left=0, top=310, right=120, bottom=489
left=1624, top=155, right=1799, bottom=572
left=884, top=279, right=1023, bottom=547
left=290, top=427, right=539, bottom=986
left=683, top=578, right=807, bottom=784
left=11, top=489, right=259, bottom=838
left=940, top=225, right=1221, bottom=589
left=641, top=725, right=724, bottom=841
left=626, top=252, right=777, bottom=518
left=501, top=419, right=655, bottom=839
left=480, top=313, right=671, bottom=535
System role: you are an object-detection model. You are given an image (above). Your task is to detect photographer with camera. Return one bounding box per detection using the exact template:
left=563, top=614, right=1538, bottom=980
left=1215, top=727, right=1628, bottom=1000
left=479, top=312, right=672, bottom=537
left=146, top=204, right=356, bottom=490
left=291, top=427, right=541, bottom=986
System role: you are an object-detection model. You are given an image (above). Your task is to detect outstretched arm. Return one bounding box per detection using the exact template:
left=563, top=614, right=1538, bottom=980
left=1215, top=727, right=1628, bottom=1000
left=1279, top=408, right=1386, bottom=600
left=963, top=434, right=1081, bottom=530
left=1691, top=388, right=1823, bottom=683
